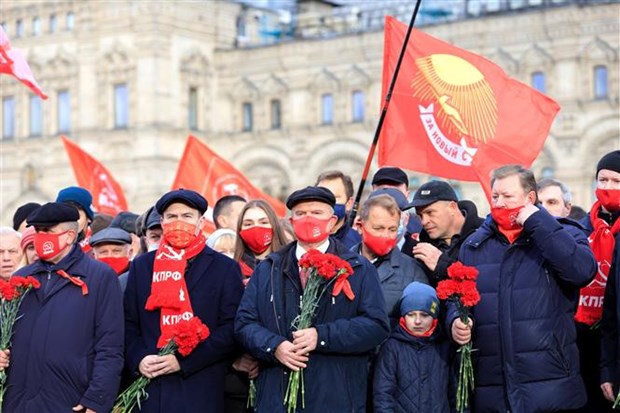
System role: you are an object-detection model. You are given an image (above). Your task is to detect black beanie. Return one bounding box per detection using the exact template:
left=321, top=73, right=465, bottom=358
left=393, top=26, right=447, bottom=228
left=12, top=202, right=41, bottom=230
left=597, top=150, right=620, bottom=177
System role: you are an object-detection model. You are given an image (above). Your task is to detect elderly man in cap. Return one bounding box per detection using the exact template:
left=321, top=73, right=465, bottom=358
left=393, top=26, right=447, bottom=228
left=235, top=186, right=389, bottom=412
left=404, top=180, right=483, bottom=286
left=110, top=211, right=141, bottom=258
left=124, top=189, right=244, bottom=413
left=90, top=227, right=133, bottom=291
left=354, top=188, right=428, bottom=328
left=57, top=186, right=95, bottom=251
left=2, top=202, right=124, bottom=413
left=0, top=227, right=23, bottom=279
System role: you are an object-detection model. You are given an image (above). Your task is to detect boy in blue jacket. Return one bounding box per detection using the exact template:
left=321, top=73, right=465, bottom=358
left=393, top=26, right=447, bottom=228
left=373, top=282, right=453, bottom=413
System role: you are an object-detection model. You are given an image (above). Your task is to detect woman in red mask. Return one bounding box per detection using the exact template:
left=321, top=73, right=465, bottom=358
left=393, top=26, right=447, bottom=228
left=227, top=199, right=289, bottom=413
left=233, top=200, right=289, bottom=282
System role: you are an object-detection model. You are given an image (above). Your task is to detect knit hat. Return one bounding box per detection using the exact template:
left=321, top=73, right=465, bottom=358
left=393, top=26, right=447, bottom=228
left=12, top=202, right=41, bottom=230
left=20, top=226, right=36, bottom=250
left=399, top=282, right=440, bottom=318
left=56, top=186, right=95, bottom=221
left=597, top=150, right=620, bottom=177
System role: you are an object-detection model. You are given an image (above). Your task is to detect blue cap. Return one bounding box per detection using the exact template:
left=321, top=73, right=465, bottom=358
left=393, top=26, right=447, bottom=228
left=368, top=187, right=411, bottom=211
left=156, top=189, right=208, bottom=215
left=400, top=282, right=440, bottom=318
left=89, top=227, right=132, bottom=247
left=26, top=202, right=80, bottom=228
left=56, top=186, right=95, bottom=221
left=110, top=211, right=139, bottom=234
left=145, top=207, right=162, bottom=230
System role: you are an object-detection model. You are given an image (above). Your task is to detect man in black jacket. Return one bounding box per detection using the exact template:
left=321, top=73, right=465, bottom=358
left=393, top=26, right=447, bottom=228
left=402, top=180, right=483, bottom=286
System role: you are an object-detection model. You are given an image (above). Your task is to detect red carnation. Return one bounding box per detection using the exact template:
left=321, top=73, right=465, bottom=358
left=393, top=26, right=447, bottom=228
left=436, top=279, right=460, bottom=300
left=447, top=262, right=479, bottom=282
left=173, top=316, right=210, bottom=356
left=459, top=281, right=481, bottom=307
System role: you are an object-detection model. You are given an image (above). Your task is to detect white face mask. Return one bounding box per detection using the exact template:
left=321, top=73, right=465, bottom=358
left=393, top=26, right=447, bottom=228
left=396, top=212, right=408, bottom=243
left=147, top=243, right=160, bottom=252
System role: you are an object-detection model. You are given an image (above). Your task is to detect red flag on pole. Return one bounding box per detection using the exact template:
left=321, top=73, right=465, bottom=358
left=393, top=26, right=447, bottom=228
left=0, top=26, right=47, bottom=99
left=61, top=136, right=128, bottom=216
left=173, top=135, right=287, bottom=231
left=379, top=16, right=560, bottom=199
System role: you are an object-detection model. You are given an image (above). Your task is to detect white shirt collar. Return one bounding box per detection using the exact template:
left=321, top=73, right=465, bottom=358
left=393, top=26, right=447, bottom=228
left=295, top=239, right=330, bottom=261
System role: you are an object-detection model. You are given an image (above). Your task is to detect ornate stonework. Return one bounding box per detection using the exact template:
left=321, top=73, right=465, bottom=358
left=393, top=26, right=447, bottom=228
left=0, top=1, right=618, bottom=223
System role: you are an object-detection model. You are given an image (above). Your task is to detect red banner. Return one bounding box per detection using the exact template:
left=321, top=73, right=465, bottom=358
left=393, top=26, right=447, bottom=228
left=61, top=136, right=128, bottom=216
left=0, top=26, right=47, bottom=99
left=173, top=136, right=286, bottom=232
left=380, top=16, right=560, bottom=199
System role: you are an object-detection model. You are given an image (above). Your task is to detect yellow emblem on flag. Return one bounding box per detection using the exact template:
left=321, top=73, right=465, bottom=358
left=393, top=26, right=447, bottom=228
left=412, top=54, right=498, bottom=147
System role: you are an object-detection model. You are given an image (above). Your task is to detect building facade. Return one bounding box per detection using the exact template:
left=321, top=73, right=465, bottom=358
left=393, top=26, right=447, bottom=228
left=0, top=0, right=618, bottom=223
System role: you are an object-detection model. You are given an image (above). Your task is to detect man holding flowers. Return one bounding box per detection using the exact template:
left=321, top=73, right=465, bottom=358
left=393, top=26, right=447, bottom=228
left=2, top=202, right=124, bottom=413
left=450, top=165, right=596, bottom=412
left=124, top=189, right=243, bottom=412
left=235, top=186, right=389, bottom=412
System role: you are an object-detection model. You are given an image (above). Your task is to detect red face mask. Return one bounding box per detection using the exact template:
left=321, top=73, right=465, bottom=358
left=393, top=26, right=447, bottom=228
left=34, top=231, right=70, bottom=261
left=491, top=206, right=523, bottom=231
left=596, top=188, right=620, bottom=212
left=292, top=216, right=332, bottom=244
left=239, top=226, right=273, bottom=254
left=162, top=221, right=197, bottom=249
left=98, top=256, right=130, bottom=275
left=362, top=227, right=397, bottom=257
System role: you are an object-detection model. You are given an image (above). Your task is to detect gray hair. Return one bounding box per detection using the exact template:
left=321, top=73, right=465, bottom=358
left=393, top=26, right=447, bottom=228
left=58, top=221, right=80, bottom=244
left=491, top=164, right=538, bottom=201
left=537, top=178, right=572, bottom=205
left=0, top=226, right=22, bottom=240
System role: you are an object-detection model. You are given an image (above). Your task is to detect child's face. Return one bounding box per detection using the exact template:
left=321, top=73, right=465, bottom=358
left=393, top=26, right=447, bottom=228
left=404, top=310, right=434, bottom=336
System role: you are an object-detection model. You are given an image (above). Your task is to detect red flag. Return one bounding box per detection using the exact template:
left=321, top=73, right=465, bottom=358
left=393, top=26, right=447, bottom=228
left=61, top=136, right=128, bottom=216
left=173, top=136, right=287, bottom=230
left=379, top=16, right=560, bottom=199
left=0, top=26, right=47, bottom=99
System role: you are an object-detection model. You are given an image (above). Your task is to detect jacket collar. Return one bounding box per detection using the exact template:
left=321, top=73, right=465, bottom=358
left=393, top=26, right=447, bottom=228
left=29, top=244, right=87, bottom=277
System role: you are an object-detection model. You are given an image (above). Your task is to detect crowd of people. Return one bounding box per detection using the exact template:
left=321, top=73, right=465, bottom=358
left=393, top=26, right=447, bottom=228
left=0, top=149, right=618, bottom=413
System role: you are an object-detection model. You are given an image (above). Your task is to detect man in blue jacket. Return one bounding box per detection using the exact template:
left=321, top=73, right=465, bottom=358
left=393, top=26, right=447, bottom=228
left=451, top=165, right=596, bottom=413
left=2, top=202, right=124, bottom=413
left=235, top=186, right=390, bottom=412
left=124, top=189, right=243, bottom=413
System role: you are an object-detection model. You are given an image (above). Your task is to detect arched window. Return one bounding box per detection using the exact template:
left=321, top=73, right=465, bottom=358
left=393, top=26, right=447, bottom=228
left=594, top=65, right=608, bottom=100
left=531, top=71, right=546, bottom=93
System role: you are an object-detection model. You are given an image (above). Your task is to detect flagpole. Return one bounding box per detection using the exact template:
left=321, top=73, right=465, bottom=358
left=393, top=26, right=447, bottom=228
left=349, top=0, right=423, bottom=224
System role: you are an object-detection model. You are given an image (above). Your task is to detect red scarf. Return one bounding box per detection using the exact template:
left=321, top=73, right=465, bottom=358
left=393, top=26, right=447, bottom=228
left=574, top=202, right=620, bottom=325
left=399, top=316, right=438, bottom=338
left=145, top=233, right=206, bottom=348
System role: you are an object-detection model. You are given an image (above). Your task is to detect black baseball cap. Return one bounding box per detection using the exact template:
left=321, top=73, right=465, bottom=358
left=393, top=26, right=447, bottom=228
left=410, top=181, right=458, bottom=208
left=372, top=167, right=408, bottom=186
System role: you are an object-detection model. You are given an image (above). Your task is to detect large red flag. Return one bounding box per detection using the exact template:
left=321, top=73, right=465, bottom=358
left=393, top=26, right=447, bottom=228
left=61, top=136, right=128, bottom=216
left=173, top=136, right=287, bottom=231
left=379, top=16, right=560, bottom=199
left=0, top=26, right=47, bottom=99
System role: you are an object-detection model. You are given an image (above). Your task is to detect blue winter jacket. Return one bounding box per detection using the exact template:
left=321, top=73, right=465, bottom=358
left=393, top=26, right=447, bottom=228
left=373, top=323, right=452, bottom=413
left=124, top=246, right=244, bottom=413
left=6, top=245, right=124, bottom=413
left=453, top=209, right=596, bottom=413
left=234, top=239, right=390, bottom=412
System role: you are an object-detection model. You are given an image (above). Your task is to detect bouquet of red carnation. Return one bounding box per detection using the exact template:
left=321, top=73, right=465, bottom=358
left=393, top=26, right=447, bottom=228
left=0, top=276, right=40, bottom=409
left=437, top=262, right=480, bottom=413
left=283, top=249, right=354, bottom=413
left=113, top=316, right=210, bottom=413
